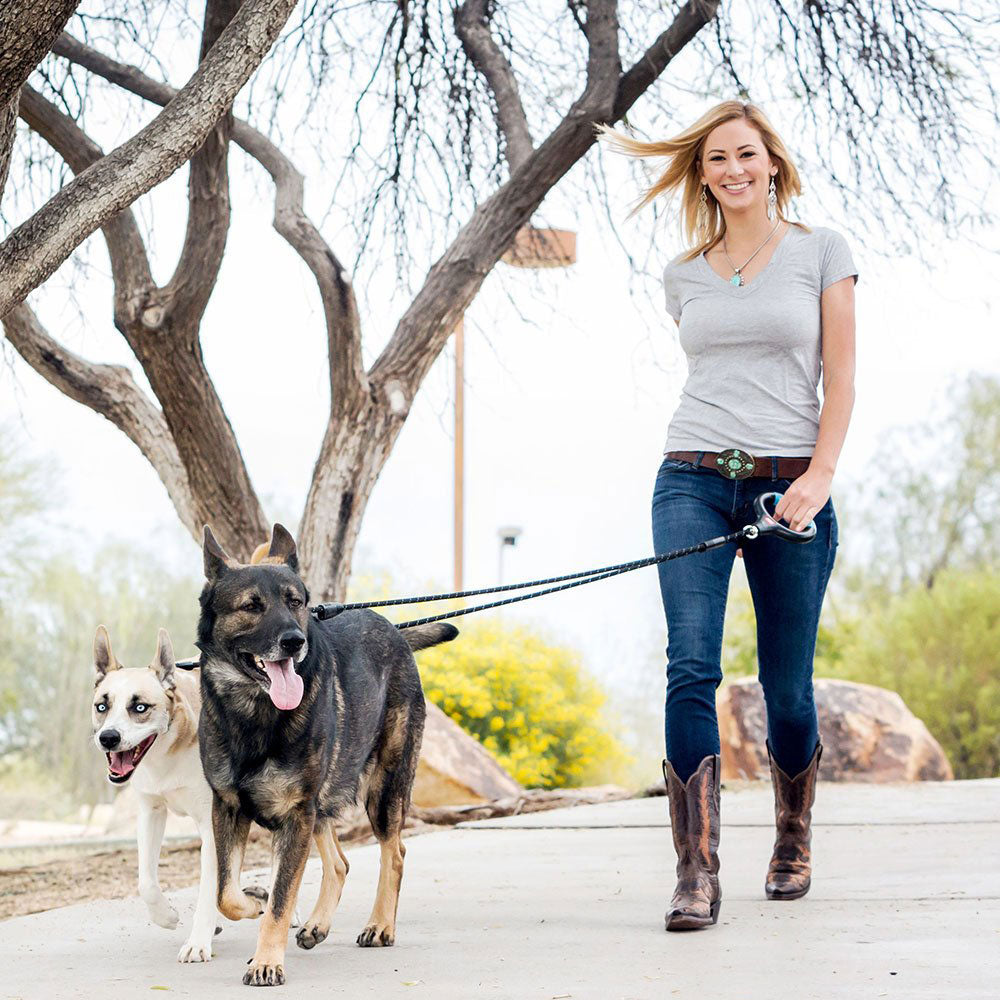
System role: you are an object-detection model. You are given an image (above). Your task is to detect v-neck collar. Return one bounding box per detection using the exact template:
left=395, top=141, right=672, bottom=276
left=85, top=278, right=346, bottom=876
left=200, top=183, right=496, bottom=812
left=698, top=223, right=796, bottom=293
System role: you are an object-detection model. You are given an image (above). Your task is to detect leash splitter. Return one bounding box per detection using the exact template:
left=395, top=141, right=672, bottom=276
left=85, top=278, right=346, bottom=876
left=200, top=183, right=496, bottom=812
left=310, top=491, right=816, bottom=630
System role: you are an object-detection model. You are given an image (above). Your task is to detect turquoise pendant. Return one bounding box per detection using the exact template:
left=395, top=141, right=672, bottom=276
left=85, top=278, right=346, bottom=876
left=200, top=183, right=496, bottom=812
left=730, top=273, right=743, bottom=286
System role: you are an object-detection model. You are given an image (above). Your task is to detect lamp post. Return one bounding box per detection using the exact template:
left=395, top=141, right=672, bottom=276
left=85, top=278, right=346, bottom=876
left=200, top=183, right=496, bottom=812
left=452, top=226, right=577, bottom=592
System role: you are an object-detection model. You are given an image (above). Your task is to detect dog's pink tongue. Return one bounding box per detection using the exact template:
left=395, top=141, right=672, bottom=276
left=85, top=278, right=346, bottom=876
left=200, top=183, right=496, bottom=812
left=109, top=750, right=134, bottom=776
left=263, top=658, right=303, bottom=710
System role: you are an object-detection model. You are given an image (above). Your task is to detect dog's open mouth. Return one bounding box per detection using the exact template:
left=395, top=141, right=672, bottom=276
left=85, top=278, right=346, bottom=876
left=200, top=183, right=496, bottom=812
left=242, top=654, right=304, bottom=711
left=107, top=734, right=157, bottom=784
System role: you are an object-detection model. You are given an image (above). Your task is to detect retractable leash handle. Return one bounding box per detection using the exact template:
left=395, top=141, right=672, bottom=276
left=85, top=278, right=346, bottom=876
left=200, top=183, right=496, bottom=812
left=745, top=491, right=817, bottom=544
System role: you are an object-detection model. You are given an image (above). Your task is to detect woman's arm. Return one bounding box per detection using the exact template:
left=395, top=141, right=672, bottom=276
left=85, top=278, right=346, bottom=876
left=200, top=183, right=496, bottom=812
left=772, top=275, right=856, bottom=532
left=810, top=276, right=857, bottom=477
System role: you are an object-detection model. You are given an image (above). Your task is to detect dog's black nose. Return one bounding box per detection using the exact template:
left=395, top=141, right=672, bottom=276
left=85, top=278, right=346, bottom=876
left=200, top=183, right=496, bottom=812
left=99, top=729, right=120, bottom=750
left=279, top=630, right=305, bottom=656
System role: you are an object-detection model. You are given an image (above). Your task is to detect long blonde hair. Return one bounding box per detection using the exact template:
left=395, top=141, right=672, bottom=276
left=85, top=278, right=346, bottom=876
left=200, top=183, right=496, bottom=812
left=597, top=101, right=805, bottom=261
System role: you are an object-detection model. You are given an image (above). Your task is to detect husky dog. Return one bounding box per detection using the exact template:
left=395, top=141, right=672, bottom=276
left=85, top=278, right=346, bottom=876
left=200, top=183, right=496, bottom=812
left=91, top=626, right=226, bottom=962
left=197, top=524, right=457, bottom=987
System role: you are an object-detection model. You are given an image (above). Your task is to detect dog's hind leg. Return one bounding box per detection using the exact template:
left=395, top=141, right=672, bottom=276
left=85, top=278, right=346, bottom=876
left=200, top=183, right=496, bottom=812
left=137, top=794, right=178, bottom=930
left=213, top=795, right=266, bottom=922
left=296, top=820, right=350, bottom=950
left=357, top=699, right=423, bottom=948
left=357, top=831, right=405, bottom=948
left=244, top=808, right=314, bottom=987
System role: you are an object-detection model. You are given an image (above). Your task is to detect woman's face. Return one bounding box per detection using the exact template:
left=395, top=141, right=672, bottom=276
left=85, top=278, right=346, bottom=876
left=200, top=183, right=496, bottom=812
left=699, top=118, right=777, bottom=221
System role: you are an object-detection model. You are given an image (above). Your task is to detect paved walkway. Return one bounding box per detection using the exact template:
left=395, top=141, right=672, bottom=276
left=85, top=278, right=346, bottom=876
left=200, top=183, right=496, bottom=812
left=3, top=779, right=998, bottom=999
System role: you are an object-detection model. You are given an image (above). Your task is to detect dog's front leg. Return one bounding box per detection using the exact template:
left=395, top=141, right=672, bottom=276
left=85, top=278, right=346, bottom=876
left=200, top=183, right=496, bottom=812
left=213, top=794, right=267, bottom=922
left=178, top=806, right=221, bottom=963
left=137, top=793, right=178, bottom=929
left=243, top=808, right=314, bottom=987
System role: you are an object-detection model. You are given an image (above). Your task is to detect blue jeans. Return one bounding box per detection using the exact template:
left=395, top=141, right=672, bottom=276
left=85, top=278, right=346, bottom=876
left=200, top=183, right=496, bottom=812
left=651, top=455, right=839, bottom=783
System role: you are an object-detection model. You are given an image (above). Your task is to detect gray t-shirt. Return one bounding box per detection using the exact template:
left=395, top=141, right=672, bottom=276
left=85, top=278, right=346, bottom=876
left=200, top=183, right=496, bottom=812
left=661, top=224, right=857, bottom=456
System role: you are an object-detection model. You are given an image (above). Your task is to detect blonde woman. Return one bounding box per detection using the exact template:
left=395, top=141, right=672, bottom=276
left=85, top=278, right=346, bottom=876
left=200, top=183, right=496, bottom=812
left=599, top=102, right=857, bottom=931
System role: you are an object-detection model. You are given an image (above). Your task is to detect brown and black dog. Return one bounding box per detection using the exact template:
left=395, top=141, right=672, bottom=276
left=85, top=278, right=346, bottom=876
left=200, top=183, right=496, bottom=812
left=196, top=523, right=456, bottom=986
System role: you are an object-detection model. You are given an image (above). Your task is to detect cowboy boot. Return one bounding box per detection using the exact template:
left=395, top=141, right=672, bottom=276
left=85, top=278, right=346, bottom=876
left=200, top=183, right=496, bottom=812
left=662, top=754, right=721, bottom=930
left=766, top=742, right=822, bottom=900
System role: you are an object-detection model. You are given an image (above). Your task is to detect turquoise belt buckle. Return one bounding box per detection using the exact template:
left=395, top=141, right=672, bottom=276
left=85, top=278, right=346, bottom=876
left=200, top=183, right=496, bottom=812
left=716, top=448, right=756, bottom=480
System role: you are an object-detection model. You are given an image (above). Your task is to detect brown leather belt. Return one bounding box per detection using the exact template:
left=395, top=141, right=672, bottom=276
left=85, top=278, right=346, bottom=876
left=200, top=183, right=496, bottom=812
left=666, top=449, right=811, bottom=481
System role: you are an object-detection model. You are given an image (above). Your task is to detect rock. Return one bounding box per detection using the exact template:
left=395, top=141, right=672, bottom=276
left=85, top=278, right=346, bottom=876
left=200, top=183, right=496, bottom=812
left=412, top=700, right=523, bottom=806
left=717, top=677, right=953, bottom=782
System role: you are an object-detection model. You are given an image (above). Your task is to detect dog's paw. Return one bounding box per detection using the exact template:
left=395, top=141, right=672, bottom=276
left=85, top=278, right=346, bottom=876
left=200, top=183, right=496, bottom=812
left=356, top=923, right=394, bottom=948
left=177, top=939, right=213, bottom=963
left=243, top=960, right=285, bottom=987
left=295, top=923, right=329, bottom=950
left=147, top=899, right=180, bottom=930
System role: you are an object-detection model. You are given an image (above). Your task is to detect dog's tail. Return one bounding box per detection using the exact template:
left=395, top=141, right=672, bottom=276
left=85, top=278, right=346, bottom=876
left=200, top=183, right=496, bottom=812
left=400, top=622, right=459, bottom=652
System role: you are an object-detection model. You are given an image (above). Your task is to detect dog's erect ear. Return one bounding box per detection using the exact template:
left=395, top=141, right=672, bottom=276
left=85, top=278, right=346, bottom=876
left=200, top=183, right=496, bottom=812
left=203, top=525, right=235, bottom=581
left=94, top=625, right=120, bottom=680
left=153, top=628, right=176, bottom=692
left=267, top=523, right=299, bottom=571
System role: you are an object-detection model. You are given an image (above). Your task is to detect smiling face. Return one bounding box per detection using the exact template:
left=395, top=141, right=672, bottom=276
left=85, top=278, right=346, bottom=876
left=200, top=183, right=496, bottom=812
left=699, top=117, right=777, bottom=223
left=198, top=525, right=311, bottom=712
left=91, top=627, right=176, bottom=784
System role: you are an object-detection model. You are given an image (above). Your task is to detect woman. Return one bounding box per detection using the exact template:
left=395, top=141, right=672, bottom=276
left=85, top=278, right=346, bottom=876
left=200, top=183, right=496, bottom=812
left=599, top=102, right=857, bottom=931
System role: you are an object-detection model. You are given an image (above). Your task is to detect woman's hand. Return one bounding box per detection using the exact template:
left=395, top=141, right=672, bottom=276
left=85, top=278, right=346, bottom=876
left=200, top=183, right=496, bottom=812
left=773, top=468, right=833, bottom=532
left=736, top=469, right=833, bottom=558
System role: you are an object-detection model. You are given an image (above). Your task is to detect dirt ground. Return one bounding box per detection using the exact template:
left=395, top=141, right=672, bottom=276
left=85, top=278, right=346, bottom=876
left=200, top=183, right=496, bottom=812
left=0, top=834, right=271, bottom=922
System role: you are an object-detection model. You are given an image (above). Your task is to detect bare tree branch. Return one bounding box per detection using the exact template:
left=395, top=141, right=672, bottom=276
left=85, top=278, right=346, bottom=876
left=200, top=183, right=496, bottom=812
left=17, top=85, right=154, bottom=332
left=453, top=0, right=534, bottom=171
left=0, top=0, right=299, bottom=319
left=0, top=0, right=81, bottom=200
left=50, top=31, right=367, bottom=414
left=370, top=0, right=717, bottom=405
left=1, top=302, right=198, bottom=532
left=162, top=0, right=240, bottom=332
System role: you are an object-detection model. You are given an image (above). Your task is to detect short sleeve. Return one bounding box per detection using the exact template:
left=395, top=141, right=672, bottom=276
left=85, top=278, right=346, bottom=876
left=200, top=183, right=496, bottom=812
left=820, top=230, right=858, bottom=291
left=663, top=260, right=682, bottom=322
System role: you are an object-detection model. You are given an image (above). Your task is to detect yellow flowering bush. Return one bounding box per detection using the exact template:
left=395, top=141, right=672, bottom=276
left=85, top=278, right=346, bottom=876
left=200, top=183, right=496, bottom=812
left=415, top=619, right=631, bottom=789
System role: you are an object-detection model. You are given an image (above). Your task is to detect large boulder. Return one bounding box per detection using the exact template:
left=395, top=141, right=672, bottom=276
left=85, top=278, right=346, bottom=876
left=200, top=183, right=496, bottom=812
left=412, top=700, right=523, bottom=806
left=717, top=676, right=953, bottom=782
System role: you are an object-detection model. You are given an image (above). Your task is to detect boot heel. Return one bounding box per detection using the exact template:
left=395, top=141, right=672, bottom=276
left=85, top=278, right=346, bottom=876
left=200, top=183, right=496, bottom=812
left=710, top=897, right=721, bottom=924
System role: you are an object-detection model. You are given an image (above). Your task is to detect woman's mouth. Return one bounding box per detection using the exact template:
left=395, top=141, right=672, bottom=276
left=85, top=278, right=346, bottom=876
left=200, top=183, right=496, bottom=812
left=721, top=181, right=752, bottom=192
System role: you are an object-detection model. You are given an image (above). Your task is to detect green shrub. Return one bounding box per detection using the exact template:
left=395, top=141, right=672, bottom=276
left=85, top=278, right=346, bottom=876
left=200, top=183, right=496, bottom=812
left=415, top=620, right=632, bottom=789
left=821, top=568, right=1000, bottom=779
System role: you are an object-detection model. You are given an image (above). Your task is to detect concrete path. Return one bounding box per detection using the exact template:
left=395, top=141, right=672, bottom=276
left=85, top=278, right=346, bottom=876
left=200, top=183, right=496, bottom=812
left=3, top=779, right=998, bottom=999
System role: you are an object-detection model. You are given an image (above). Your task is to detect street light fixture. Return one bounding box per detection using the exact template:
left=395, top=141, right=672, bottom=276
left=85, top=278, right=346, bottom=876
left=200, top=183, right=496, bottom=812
left=497, top=525, right=522, bottom=586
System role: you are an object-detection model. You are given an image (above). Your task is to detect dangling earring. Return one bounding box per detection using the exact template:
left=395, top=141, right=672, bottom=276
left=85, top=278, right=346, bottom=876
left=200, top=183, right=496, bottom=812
left=698, top=184, right=709, bottom=229
left=767, top=175, right=777, bottom=221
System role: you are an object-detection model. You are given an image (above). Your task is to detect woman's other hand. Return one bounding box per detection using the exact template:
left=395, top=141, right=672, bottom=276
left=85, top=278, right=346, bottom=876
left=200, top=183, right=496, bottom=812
left=773, top=469, right=833, bottom=532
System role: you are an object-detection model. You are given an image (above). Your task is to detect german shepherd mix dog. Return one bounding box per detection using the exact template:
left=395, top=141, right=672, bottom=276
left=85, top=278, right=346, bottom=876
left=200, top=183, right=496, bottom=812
left=91, top=626, right=224, bottom=962
left=197, top=524, right=457, bottom=987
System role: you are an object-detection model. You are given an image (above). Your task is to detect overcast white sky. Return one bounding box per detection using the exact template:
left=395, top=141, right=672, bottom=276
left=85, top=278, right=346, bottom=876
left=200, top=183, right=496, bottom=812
left=2, top=16, right=999, bottom=717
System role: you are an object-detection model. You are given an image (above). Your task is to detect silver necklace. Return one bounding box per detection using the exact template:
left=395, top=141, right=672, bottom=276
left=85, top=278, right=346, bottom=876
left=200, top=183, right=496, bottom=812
left=722, top=220, right=782, bottom=287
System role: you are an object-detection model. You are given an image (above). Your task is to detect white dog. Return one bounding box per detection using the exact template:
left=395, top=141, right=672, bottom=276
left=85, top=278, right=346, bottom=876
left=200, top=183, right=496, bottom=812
left=91, top=625, right=229, bottom=962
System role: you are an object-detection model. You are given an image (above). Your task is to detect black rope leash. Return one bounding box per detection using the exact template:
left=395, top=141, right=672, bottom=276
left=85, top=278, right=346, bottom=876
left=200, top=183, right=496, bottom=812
left=311, top=492, right=816, bottom=630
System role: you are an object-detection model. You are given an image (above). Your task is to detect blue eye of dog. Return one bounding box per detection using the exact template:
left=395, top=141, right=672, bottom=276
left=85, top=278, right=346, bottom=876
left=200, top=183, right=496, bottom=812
left=96, top=703, right=107, bottom=713
left=135, top=703, right=147, bottom=713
